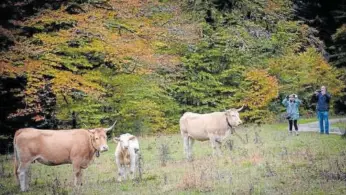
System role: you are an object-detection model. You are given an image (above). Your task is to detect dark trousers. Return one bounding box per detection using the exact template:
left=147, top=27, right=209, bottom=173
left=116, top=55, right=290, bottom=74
left=288, top=120, right=298, bottom=131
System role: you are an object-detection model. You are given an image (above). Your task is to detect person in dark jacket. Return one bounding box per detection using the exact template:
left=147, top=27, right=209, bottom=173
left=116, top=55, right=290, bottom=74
left=312, top=86, right=331, bottom=134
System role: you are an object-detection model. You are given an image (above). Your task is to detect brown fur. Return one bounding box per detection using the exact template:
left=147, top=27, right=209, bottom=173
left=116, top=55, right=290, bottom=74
left=13, top=126, right=111, bottom=191
left=118, top=149, right=131, bottom=166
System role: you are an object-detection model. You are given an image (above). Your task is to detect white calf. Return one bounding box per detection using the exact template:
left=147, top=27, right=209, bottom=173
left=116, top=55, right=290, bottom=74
left=114, top=133, right=140, bottom=182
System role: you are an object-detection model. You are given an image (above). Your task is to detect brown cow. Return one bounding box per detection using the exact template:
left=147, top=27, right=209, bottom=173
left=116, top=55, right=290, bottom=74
left=13, top=121, right=116, bottom=191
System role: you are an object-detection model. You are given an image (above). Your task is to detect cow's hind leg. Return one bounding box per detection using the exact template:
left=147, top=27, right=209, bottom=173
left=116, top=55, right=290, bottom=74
left=17, top=162, right=31, bottom=191
left=183, top=135, right=189, bottom=160
left=215, top=138, right=222, bottom=156
left=187, top=137, right=194, bottom=161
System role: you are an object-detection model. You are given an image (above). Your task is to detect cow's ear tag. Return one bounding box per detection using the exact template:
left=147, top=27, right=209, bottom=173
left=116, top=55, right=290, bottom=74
left=113, top=137, right=120, bottom=142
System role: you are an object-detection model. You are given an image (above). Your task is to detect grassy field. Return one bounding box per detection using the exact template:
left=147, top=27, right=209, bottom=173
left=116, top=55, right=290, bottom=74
left=1, top=123, right=346, bottom=195
left=296, top=116, right=345, bottom=125
left=332, top=122, right=346, bottom=129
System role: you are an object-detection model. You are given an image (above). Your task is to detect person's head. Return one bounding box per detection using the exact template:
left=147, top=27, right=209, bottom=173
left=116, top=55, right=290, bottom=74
left=289, top=94, right=295, bottom=101
left=321, top=86, right=326, bottom=93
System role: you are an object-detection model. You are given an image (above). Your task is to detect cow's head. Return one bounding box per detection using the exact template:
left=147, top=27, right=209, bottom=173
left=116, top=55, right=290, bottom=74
left=113, top=133, right=136, bottom=150
left=89, top=121, right=117, bottom=153
left=225, top=106, right=243, bottom=127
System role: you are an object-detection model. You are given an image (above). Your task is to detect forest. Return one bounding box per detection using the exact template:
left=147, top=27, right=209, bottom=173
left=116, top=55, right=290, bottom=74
left=1, top=0, right=346, bottom=153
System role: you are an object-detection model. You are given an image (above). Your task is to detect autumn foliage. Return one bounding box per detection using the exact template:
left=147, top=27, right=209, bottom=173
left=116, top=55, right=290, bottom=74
left=241, top=69, right=279, bottom=109
left=0, top=0, right=345, bottom=144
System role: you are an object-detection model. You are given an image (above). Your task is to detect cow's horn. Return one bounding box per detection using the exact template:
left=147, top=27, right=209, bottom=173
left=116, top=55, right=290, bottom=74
left=237, top=105, right=244, bottom=112
left=105, top=121, right=117, bottom=132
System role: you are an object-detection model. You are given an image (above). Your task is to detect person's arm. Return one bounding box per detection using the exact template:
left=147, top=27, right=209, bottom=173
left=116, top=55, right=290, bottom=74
left=325, top=93, right=331, bottom=103
left=282, top=96, right=288, bottom=106
left=311, top=92, right=319, bottom=102
left=295, top=97, right=302, bottom=106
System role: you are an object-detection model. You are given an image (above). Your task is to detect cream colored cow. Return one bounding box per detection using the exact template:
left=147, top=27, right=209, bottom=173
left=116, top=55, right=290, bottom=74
left=180, top=107, right=243, bottom=160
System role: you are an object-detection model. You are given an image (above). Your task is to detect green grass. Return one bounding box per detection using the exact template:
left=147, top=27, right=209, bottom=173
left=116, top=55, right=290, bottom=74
left=1, top=124, right=346, bottom=194
left=331, top=122, right=346, bottom=128
left=299, top=118, right=319, bottom=124
left=296, top=116, right=345, bottom=125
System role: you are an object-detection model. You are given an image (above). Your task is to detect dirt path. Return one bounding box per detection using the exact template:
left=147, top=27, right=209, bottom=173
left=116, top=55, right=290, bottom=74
left=299, top=118, right=346, bottom=135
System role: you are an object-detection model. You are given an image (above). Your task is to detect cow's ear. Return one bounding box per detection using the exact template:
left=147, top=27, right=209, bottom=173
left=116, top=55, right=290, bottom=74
left=89, top=129, right=96, bottom=134
left=113, top=137, right=120, bottom=142
left=129, top=136, right=136, bottom=140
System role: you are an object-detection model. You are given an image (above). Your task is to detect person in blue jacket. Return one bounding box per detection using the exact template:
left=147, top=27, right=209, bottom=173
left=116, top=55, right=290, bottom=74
left=312, top=86, right=331, bottom=134
left=282, top=94, right=302, bottom=135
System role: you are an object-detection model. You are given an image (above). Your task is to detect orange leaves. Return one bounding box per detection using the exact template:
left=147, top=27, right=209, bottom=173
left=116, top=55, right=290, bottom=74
left=109, top=0, right=150, bottom=18
left=242, top=69, right=279, bottom=109
left=1, top=0, right=200, bottom=124
left=0, top=60, right=44, bottom=77
left=7, top=107, right=43, bottom=119
left=265, top=0, right=282, bottom=13
left=32, top=115, right=45, bottom=122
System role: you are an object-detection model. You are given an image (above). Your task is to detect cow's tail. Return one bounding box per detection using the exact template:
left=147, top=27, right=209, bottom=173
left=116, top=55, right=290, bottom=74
left=179, top=114, right=187, bottom=137
left=13, top=142, right=19, bottom=183
left=13, top=130, right=21, bottom=183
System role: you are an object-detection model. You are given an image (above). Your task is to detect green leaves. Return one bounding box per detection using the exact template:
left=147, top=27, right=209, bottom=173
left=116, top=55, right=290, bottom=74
left=108, top=73, right=180, bottom=134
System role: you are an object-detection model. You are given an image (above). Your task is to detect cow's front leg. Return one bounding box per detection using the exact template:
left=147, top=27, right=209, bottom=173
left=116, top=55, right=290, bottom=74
left=209, top=136, right=222, bottom=157
left=117, top=166, right=125, bottom=182
left=115, top=155, right=124, bottom=182
left=129, top=151, right=136, bottom=180
left=73, top=165, right=83, bottom=186
left=209, top=138, right=217, bottom=156
left=215, top=138, right=222, bottom=156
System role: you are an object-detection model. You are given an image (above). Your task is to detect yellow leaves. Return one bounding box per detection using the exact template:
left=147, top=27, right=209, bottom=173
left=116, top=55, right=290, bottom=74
left=152, top=41, right=168, bottom=50
left=333, top=24, right=346, bottom=41
left=34, top=31, right=71, bottom=46
left=242, top=69, right=279, bottom=109
left=268, top=48, right=344, bottom=96
left=51, top=70, right=105, bottom=97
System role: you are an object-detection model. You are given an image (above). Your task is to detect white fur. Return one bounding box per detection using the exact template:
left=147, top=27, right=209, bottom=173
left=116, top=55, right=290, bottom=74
left=114, top=133, right=140, bottom=182
left=180, top=109, right=242, bottom=160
